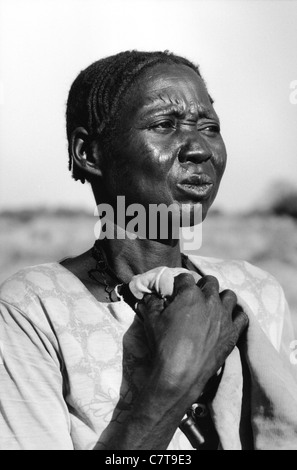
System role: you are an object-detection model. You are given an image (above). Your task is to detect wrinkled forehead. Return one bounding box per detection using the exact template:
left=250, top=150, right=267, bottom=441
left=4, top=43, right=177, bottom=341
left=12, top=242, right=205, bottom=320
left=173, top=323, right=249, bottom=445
left=125, top=63, right=214, bottom=117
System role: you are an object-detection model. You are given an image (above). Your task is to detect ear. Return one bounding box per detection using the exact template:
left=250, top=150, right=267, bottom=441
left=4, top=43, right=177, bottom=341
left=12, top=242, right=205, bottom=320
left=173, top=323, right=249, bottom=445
left=70, top=127, right=103, bottom=178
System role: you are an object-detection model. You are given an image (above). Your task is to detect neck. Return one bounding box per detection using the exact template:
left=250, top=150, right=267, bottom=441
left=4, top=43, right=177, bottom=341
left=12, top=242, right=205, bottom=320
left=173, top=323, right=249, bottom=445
left=99, top=237, right=182, bottom=284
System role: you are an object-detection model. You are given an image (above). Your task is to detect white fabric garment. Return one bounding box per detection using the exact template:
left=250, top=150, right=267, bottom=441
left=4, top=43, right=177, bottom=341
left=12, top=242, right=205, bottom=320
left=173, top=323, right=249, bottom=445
left=0, top=255, right=296, bottom=449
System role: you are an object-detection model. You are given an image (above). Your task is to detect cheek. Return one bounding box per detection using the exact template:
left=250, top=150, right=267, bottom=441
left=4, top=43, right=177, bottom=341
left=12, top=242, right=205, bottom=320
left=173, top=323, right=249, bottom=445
left=213, top=140, right=227, bottom=180
left=108, top=138, right=170, bottom=199
left=130, top=134, right=174, bottom=177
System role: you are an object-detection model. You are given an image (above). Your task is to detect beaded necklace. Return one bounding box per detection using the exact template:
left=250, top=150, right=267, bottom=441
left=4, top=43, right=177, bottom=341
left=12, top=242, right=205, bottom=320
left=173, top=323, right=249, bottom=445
left=88, top=240, right=193, bottom=302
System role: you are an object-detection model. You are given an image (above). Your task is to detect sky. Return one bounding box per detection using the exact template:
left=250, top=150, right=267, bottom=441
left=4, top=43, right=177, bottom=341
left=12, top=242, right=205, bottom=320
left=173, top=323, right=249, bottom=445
left=0, top=0, right=296, bottom=213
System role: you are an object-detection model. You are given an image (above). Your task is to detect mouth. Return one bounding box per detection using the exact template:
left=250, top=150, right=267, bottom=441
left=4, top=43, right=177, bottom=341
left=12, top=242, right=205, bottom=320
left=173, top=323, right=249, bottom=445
left=176, top=174, right=214, bottom=200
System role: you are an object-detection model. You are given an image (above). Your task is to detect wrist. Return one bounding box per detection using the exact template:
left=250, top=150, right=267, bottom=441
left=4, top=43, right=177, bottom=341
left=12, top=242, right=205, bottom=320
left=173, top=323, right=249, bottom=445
left=147, top=362, right=204, bottom=413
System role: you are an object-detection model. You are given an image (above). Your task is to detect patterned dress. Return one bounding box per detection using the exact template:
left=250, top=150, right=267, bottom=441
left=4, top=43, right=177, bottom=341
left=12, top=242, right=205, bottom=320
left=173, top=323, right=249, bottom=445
left=0, top=255, right=295, bottom=449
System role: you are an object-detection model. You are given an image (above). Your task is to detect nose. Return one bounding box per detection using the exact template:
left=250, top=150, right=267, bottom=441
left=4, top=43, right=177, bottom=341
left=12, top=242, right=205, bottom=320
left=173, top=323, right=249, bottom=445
left=178, top=132, right=212, bottom=165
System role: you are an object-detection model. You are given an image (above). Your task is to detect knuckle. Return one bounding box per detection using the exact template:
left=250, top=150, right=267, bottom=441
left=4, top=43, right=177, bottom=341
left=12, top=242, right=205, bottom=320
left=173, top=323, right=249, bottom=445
left=222, top=289, right=238, bottom=304
left=180, top=272, right=196, bottom=284
left=199, top=275, right=220, bottom=289
left=226, top=289, right=237, bottom=300
left=206, top=275, right=219, bottom=284
left=175, top=273, right=196, bottom=289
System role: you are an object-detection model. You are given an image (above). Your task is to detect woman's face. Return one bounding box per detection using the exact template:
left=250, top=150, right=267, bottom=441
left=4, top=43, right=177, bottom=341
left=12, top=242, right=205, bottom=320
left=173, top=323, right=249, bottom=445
left=99, top=63, right=227, bottom=223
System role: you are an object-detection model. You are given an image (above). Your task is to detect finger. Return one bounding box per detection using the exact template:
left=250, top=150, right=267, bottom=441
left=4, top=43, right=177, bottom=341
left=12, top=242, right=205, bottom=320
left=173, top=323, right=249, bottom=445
left=232, top=305, right=249, bottom=339
left=197, top=275, right=220, bottom=298
left=220, top=289, right=238, bottom=312
left=172, top=272, right=197, bottom=297
left=187, top=270, right=201, bottom=284
left=170, top=268, right=201, bottom=284
left=137, top=293, right=165, bottom=317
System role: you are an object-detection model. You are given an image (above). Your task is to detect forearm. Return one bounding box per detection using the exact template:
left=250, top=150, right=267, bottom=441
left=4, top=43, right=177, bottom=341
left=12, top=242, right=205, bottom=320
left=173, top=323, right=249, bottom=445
left=95, top=368, right=203, bottom=450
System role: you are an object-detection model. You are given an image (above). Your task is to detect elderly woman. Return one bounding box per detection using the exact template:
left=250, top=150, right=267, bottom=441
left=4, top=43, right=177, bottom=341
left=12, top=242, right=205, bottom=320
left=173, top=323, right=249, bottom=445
left=0, top=50, right=297, bottom=451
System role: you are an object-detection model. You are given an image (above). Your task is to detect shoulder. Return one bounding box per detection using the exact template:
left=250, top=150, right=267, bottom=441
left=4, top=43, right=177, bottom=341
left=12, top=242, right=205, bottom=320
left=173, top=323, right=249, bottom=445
left=0, top=262, right=112, bottom=334
left=188, top=254, right=283, bottom=292
left=0, top=262, right=85, bottom=334
left=188, top=254, right=288, bottom=349
left=0, top=263, right=66, bottom=308
left=188, top=254, right=286, bottom=307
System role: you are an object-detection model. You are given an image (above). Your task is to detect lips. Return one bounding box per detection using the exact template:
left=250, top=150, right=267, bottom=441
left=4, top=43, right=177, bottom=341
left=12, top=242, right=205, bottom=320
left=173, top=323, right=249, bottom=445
left=179, top=174, right=213, bottom=186
left=176, top=174, right=214, bottom=200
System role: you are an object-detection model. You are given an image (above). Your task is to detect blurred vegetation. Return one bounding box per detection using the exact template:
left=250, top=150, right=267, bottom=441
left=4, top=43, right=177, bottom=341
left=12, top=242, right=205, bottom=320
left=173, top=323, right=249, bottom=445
left=264, top=180, right=297, bottom=219
left=0, top=207, right=92, bottom=223
left=271, top=192, right=297, bottom=219
left=0, top=197, right=297, bottom=332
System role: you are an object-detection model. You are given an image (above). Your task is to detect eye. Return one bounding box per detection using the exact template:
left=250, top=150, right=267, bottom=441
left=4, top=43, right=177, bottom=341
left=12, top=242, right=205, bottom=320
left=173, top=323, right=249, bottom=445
left=200, top=124, right=221, bottom=135
left=148, top=120, right=175, bottom=131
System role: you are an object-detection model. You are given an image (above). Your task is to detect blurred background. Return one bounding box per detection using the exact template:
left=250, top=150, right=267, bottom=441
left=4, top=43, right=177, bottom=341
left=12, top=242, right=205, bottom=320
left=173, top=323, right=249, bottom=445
left=0, top=0, right=297, bottom=330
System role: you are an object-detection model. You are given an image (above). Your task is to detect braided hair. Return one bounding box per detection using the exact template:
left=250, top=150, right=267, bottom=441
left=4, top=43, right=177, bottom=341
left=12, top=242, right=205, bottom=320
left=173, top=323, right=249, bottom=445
left=66, top=50, right=207, bottom=183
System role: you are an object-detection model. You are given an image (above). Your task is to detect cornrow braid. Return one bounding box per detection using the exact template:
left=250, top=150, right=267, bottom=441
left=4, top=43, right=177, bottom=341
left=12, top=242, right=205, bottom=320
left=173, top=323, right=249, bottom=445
left=66, top=50, right=207, bottom=184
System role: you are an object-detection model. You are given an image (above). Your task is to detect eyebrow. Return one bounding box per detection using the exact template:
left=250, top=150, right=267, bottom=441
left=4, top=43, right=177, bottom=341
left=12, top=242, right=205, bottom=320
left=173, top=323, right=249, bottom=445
left=139, top=100, right=218, bottom=122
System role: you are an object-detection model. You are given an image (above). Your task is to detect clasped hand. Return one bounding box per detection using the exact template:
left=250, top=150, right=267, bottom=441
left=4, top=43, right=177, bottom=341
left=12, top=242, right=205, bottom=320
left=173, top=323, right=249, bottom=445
left=136, top=273, right=249, bottom=402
